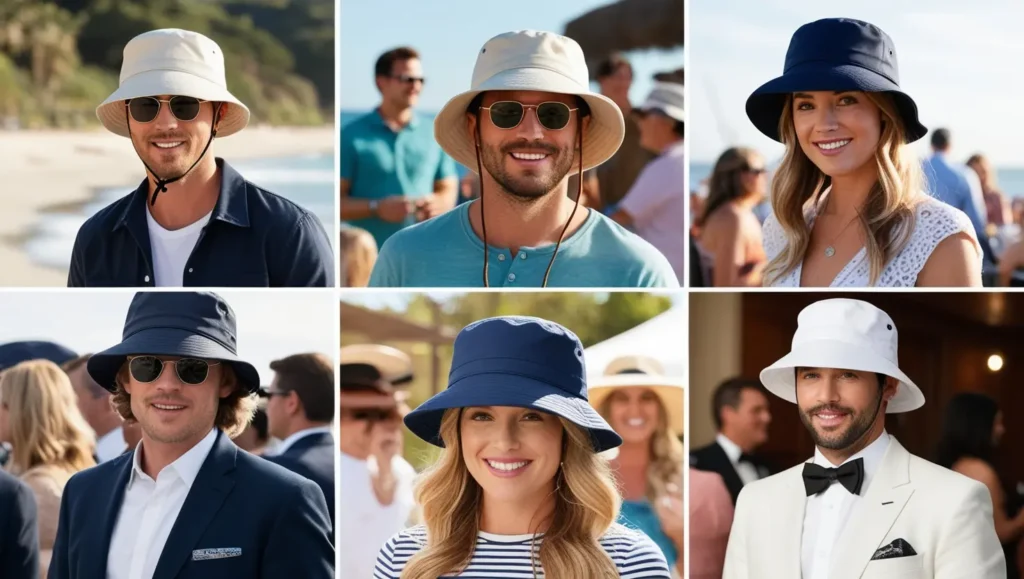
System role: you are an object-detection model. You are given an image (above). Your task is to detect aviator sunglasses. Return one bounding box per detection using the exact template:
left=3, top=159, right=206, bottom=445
left=128, top=355, right=220, bottom=385
left=480, top=101, right=578, bottom=131
left=127, top=96, right=207, bottom=123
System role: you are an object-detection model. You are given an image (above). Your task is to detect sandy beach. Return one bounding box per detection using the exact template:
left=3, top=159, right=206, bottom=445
left=0, top=125, right=334, bottom=287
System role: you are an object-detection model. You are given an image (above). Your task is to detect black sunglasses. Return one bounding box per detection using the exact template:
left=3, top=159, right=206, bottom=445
left=480, top=101, right=578, bottom=131
left=127, top=96, right=207, bottom=123
left=390, top=74, right=425, bottom=85
left=347, top=408, right=400, bottom=422
left=128, top=356, right=220, bottom=385
left=745, top=166, right=768, bottom=175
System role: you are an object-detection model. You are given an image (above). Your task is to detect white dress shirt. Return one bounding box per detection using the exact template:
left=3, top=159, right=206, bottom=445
left=96, top=426, right=126, bottom=463
left=801, top=431, right=891, bottom=579
left=266, top=426, right=333, bottom=457
left=717, top=433, right=760, bottom=486
left=106, top=429, right=218, bottom=579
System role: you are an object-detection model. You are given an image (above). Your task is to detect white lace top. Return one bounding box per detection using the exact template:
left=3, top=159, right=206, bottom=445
left=762, top=194, right=979, bottom=287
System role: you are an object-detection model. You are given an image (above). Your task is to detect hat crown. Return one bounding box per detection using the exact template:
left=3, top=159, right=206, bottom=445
left=449, top=316, right=588, bottom=399
left=604, top=354, right=665, bottom=377
left=793, top=299, right=898, bottom=364
left=785, top=18, right=899, bottom=84
left=120, top=28, right=227, bottom=91
left=471, top=30, right=590, bottom=93
left=123, top=291, right=238, bottom=355
left=645, top=83, right=685, bottom=110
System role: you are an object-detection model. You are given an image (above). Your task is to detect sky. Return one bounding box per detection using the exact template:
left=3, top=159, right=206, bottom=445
left=339, top=0, right=684, bottom=112
left=690, top=0, right=1024, bottom=166
left=340, top=291, right=684, bottom=312
left=0, top=291, right=336, bottom=385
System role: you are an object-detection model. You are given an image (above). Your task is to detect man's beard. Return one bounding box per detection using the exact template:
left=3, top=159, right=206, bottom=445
left=798, top=387, right=884, bottom=451
left=480, top=139, right=575, bottom=202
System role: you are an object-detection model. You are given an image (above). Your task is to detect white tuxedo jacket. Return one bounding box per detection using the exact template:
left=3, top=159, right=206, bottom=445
left=722, top=437, right=1005, bottom=579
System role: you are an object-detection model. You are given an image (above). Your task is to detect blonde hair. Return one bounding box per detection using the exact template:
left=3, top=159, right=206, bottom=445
left=340, top=225, right=378, bottom=287
left=401, top=409, right=622, bottom=579
left=763, top=92, right=923, bottom=286
left=0, top=360, right=96, bottom=475
left=598, top=391, right=684, bottom=503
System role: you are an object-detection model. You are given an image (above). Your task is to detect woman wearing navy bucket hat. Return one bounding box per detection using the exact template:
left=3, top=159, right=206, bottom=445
left=747, top=18, right=982, bottom=288
left=374, top=316, right=670, bottom=578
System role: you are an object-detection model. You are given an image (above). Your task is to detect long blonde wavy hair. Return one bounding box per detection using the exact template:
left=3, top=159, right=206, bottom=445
left=401, top=408, right=622, bottom=579
left=763, top=92, right=924, bottom=286
left=1, top=360, right=96, bottom=475
left=598, top=391, right=684, bottom=502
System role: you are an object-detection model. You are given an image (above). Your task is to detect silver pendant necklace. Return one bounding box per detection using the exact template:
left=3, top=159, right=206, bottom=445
left=823, top=214, right=860, bottom=258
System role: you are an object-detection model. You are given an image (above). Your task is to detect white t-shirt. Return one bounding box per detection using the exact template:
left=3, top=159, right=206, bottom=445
left=146, top=209, right=212, bottom=287
left=618, top=140, right=686, bottom=281
left=339, top=452, right=416, bottom=579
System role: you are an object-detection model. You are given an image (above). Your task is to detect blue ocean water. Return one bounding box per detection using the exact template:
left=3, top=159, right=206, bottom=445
left=25, top=152, right=334, bottom=271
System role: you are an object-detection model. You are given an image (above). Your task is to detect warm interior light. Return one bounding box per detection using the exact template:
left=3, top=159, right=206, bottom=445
left=988, top=354, right=1004, bottom=372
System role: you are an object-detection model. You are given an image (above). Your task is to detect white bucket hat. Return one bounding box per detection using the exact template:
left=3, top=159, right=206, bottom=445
left=589, top=355, right=686, bottom=434
left=433, top=30, right=625, bottom=174
left=636, top=82, right=685, bottom=123
left=96, top=29, right=250, bottom=138
left=760, top=299, right=924, bottom=413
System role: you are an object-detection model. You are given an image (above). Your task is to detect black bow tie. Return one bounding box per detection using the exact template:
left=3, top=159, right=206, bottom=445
left=802, top=458, right=865, bottom=496
left=738, top=453, right=755, bottom=464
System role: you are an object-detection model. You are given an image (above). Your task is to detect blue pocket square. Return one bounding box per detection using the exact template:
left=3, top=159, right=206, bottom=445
left=192, top=548, right=242, bottom=561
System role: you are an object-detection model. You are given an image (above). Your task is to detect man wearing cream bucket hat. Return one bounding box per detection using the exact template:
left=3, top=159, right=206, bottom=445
left=724, top=298, right=1003, bottom=579
left=69, top=29, right=333, bottom=288
left=367, top=30, right=678, bottom=288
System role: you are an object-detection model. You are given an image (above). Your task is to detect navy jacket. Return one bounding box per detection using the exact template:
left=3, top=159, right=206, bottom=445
left=67, top=158, right=334, bottom=287
left=48, top=430, right=333, bottom=579
left=0, top=469, right=39, bottom=579
left=264, top=431, right=335, bottom=530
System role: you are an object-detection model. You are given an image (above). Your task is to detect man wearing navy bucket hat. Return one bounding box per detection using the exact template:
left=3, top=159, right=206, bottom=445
left=48, top=292, right=333, bottom=579
left=723, top=298, right=1003, bottom=579
left=375, top=316, right=670, bottom=578
left=747, top=18, right=981, bottom=289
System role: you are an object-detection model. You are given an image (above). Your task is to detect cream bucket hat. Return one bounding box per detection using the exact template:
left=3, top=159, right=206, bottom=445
left=433, top=30, right=625, bottom=174
left=589, top=355, right=686, bottom=435
left=96, top=28, right=249, bottom=138
left=760, top=299, right=924, bottom=413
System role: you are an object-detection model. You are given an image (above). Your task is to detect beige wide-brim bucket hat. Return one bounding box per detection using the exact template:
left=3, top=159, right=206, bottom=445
left=97, top=29, right=250, bottom=138
left=434, top=30, right=625, bottom=175
left=589, top=355, right=686, bottom=435
left=759, top=298, right=924, bottom=413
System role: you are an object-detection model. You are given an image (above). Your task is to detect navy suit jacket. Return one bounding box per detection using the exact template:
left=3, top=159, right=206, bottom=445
left=48, top=430, right=333, bottom=579
left=0, top=469, right=39, bottom=579
left=265, top=431, right=335, bottom=529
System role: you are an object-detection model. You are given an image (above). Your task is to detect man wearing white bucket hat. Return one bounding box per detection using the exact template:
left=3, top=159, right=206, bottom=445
left=367, top=30, right=678, bottom=288
left=69, top=29, right=334, bottom=288
left=723, top=298, right=1004, bottom=579
left=611, top=82, right=686, bottom=282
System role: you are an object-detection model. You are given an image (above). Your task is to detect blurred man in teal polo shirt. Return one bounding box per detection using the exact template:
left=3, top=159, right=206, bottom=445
left=340, top=47, right=459, bottom=250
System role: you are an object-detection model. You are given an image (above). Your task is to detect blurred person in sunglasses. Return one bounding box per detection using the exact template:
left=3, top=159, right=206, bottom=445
left=63, top=354, right=127, bottom=464
left=48, top=292, right=333, bottom=579
left=340, top=47, right=459, bottom=257
left=70, top=29, right=334, bottom=288
left=338, top=345, right=417, bottom=579
left=368, top=30, right=678, bottom=288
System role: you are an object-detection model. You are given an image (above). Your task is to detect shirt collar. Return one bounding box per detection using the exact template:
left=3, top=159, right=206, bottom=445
left=272, top=426, right=333, bottom=456
left=128, top=428, right=218, bottom=489
left=812, top=429, right=891, bottom=494
left=716, top=433, right=744, bottom=464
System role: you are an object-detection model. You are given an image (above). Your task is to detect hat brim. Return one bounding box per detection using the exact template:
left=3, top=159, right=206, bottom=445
left=97, top=69, right=250, bottom=138
left=635, top=103, right=685, bottom=124
left=759, top=339, right=924, bottom=413
left=404, top=373, right=622, bottom=452
left=434, top=67, right=625, bottom=175
left=339, top=345, right=411, bottom=382
left=588, top=377, right=686, bottom=434
left=87, top=327, right=261, bottom=395
left=745, top=64, right=927, bottom=143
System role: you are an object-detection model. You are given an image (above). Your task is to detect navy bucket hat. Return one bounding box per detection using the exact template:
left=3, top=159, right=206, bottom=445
left=404, top=316, right=622, bottom=453
left=87, top=292, right=260, bottom=394
left=746, top=18, right=927, bottom=143
left=0, top=341, right=77, bottom=371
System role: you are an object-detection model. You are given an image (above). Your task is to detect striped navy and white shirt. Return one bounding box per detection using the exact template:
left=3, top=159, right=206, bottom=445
left=373, top=523, right=671, bottom=578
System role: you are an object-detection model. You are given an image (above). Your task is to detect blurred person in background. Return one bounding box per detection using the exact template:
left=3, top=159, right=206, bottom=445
left=338, top=345, right=417, bottom=579
left=0, top=466, right=39, bottom=579
left=0, top=360, right=96, bottom=578
left=590, top=355, right=686, bottom=577
left=340, top=224, right=378, bottom=287
left=691, top=378, right=774, bottom=504
left=63, top=355, right=125, bottom=463
left=264, top=353, right=335, bottom=530
left=340, top=46, right=459, bottom=250
left=612, top=83, right=687, bottom=283
left=689, top=468, right=734, bottom=579
left=936, top=392, right=1024, bottom=578
left=923, top=128, right=994, bottom=264
left=967, top=154, right=1012, bottom=229
left=695, top=147, right=769, bottom=287
left=121, top=420, right=142, bottom=456
left=234, top=395, right=270, bottom=456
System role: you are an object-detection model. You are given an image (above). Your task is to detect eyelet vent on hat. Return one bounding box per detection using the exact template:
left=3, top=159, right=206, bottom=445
left=887, top=324, right=893, bottom=330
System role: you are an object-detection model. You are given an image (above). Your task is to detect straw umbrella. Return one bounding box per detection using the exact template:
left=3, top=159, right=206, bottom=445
left=563, top=0, right=684, bottom=76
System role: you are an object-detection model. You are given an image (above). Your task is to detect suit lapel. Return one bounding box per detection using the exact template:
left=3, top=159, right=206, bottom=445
left=764, top=466, right=807, bottom=577
left=712, top=443, right=747, bottom=504
left=86, top=452, right=135, bottom=578
left=151, top=431, right=238, bottom=579
left=829, top=438, right=914, bottom=579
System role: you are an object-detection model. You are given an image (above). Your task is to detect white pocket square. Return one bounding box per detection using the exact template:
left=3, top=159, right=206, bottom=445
left=192, top=548, right=242, bottom=561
